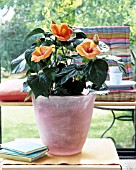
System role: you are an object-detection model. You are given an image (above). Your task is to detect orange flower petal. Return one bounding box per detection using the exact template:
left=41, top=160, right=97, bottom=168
left=61, top=24, right=72, bottom=36
left=90, top=41, right=97, bottom=48
left=76, top=43, right=86, bottom=56
left=76, top=39, right=101, bottom=60
left=42, top=47, right=52, bottom=59
left=40, top=46, right=48, bottom=55
left=51, top=23, right=73, bottom=41
left=31, top=55, right=41, bottom=62
left=35, top=47, right=41, bottom=54
left=32, top=49, right=41, bottom=56
left=51, top=24, right=59, bottom=35
left=31, top=46, right=52, bottom=62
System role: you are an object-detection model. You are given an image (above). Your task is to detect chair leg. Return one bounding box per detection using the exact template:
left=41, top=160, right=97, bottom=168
left=134, top=107, right=136, bottom=152
left=131, top=109, right=135, bottom=142
left=100, top=109, right=135, bottom=146
left=100, top=110, right=116, bottom=139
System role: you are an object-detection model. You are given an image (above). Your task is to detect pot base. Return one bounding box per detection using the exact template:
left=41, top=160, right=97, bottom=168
left=48, top=150, right=81, bottom=156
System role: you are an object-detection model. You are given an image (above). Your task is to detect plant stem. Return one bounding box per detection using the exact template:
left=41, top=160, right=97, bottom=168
left=54, top=46, right=57, bottom=67
left=62, top=46, right=68, bottom=66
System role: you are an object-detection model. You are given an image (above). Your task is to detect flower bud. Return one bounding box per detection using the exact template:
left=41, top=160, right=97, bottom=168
left=93, top=34, right=99, bottom=44
left=36, top=38, right=41, bottom=43
left=52, top=20, right=56, bottom=24
left=36, top=38, right=41, bottom=46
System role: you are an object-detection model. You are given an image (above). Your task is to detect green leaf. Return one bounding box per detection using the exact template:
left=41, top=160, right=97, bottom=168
left=25, top=28, right=45, bottom=41
left=73, top=29, right=87, bottom=39
left=60, top=40, right=73, bottom=48
left=59, top=69, right=77, bottom=85
left=70, top=54, right=83, bottom=61
left=73, top=38, right=84, bottom=47
left=86, top=59, right=108, bottom=86
left=53, top=86, right=69, bottom=96
left=117, top=61, right=127, bottom=76
left=57, top=64, right=77, bottom=76
left=43, top=37, right=54, bottom=46
left=57, top=64, right=85, bottom=85
left=22, top=81, right=31, bottom=92
left=43, top=67, right=59, bottom=81
left=24, top=91, right=32, bottom=102
left=44, top=32, right=54, bottom=38
left=11, top=53, right=26, bottom=73
left=27, top=72, right=52, bottom=98
left=64, top=80, right=85, bottom=95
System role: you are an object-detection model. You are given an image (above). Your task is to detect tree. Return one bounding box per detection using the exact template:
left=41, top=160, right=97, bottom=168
left=0, top=16, right=35, bottom=71
left=74, top=0, right=136, bottom=47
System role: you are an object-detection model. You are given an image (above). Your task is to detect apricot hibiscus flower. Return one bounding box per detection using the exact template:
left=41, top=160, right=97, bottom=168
left=76, top=38, right=101, bottom=60
left=51, top=23, right=73, bottom=41
left=31, top=46, right=52, bottom=62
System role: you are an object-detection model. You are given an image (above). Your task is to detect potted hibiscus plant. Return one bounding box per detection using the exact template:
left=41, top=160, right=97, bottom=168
left=11, top=21, right=115, bottom=156
left=11, top=21, right=110, bottom=98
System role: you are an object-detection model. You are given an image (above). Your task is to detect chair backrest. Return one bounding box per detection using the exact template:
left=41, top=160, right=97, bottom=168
left=77, top=26, right=133, bottom=80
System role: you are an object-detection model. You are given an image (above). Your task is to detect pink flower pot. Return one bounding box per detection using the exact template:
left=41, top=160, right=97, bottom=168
left=32, top=94, right=96, bottom=156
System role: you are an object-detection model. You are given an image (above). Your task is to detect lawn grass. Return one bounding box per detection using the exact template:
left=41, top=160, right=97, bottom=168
left=2, top=107, right=39, bottom=142
left=2, top=106, right=135, bottom=148
left=89, top=109, right=135, bottom=148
